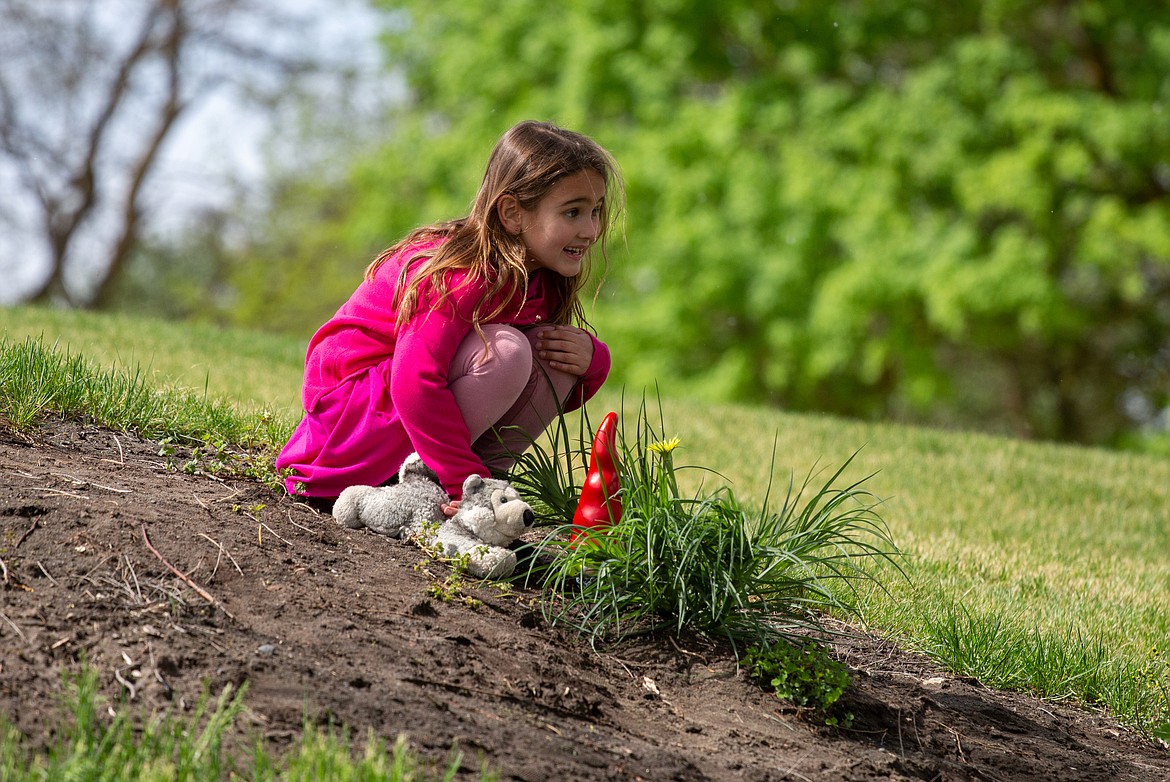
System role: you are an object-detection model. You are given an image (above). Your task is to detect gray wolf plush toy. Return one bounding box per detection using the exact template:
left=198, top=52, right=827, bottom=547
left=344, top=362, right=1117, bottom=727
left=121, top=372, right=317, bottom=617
left=332, top=454, right=535, bottom=579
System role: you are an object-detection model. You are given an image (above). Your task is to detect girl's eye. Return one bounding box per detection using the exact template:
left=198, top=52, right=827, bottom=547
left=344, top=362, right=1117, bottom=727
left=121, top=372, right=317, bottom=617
left=565, top=208, right=579, bottom=218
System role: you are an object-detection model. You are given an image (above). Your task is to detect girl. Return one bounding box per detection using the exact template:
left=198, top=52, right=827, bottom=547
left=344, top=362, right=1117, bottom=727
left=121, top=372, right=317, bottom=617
left=276, top=120, right=622, bottom=511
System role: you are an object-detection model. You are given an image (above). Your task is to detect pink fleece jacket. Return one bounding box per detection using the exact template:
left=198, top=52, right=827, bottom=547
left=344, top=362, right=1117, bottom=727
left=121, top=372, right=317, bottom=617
left=277, top=239, right=610, bottom=499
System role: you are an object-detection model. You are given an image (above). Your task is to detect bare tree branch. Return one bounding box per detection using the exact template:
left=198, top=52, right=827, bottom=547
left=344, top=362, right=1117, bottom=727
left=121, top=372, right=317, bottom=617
left=0, top=0, right=360, bottom=307
left=92, top=2, right=190, bottom=309
left=31, top=3, right=172, bottom=305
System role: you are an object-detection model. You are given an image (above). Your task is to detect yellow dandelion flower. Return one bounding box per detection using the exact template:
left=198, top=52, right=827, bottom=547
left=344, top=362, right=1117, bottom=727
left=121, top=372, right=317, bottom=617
left=647, top=437, right=681, bottom=455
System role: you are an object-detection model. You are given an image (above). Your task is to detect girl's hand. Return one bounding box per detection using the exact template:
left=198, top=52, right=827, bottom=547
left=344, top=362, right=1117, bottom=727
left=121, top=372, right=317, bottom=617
left=534, top=326, right=594, bottom=376
left=441, top=499, right=460, bottom=517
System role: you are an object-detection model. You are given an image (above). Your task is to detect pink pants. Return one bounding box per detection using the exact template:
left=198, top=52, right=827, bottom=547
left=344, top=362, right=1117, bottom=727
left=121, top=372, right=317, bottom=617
left=451, top=325, right=577, bottom=472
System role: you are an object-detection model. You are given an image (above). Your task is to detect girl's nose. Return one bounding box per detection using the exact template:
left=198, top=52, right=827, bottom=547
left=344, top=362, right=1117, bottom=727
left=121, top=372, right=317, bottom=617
left=582, top=215, right=600, bottom=240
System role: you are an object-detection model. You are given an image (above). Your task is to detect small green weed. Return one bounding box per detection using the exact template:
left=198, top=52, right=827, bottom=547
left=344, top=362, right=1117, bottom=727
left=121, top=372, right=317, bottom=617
left=744, top=639, right=853, bottom=726
left=414, top=556, right=483, bottom=609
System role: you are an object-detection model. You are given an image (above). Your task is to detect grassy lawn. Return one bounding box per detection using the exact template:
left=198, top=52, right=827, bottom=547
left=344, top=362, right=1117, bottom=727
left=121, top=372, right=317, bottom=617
left=2, top=305, right=1168, bottom=738
left=0, top=305, right=307, bottom=418
left=675, top=399, right=1170, bottom=728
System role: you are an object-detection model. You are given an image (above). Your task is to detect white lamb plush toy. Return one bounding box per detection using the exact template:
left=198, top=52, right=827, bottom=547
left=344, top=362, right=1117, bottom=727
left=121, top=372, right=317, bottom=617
left=332, top=454, right=535, bottom=580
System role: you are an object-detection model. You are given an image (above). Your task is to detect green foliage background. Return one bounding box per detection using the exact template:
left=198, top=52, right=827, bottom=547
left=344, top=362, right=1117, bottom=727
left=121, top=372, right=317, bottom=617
left=141, top=0, right=1170, bottom=450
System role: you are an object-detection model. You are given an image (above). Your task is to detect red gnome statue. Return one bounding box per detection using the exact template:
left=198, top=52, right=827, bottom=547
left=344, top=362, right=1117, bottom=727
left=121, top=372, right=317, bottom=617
left=571, top=411, right=622, bottom=543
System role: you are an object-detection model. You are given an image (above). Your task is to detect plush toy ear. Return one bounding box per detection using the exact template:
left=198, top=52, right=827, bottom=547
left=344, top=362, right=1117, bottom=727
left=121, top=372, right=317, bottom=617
left=463, top=474, right=484, bottom=494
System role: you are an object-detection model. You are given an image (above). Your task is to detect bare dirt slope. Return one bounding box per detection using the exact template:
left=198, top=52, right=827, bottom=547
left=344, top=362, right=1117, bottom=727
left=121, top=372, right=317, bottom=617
left=2, top=420, right=1168, bottom=781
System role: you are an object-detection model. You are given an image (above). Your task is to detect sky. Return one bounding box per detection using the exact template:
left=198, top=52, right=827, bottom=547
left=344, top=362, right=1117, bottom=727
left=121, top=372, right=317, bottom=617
left=152, top=0, right=392, bottom=223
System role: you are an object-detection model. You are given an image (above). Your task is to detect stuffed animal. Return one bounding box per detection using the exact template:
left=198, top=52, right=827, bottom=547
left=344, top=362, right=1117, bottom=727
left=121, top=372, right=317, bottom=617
left=332, top=454, right=535, bottom=580
left=333, top=453, right=447, bottom=537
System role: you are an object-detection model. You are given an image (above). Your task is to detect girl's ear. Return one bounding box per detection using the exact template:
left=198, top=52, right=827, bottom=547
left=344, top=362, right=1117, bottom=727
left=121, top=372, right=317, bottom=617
left=497, top=194, right=525, bottom=236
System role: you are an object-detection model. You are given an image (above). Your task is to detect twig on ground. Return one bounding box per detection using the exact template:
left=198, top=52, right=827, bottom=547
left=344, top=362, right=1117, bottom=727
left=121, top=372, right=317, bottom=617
left=51, top=472, right=131, bottom=493
left=147, top=644, right=173, bottom=699
left=295, top=498, right=325, bottom=516
left=141, top=525, right=234, bottom=620
left=184, top=557, right=206, bottom=581
left=667, top=634, right=710, bottom=665
left=212, top=488, right=243, bottom=505
left=284, top=510, right=317, bottom=535
left=186, top=623, right=229, bottom=654
left=259, top=522, right=292, bottom=547
left=198, top=533, right=244, bottom=576
left=777, top=750, right=817, bottom=782
left=124, top=555, right=144, bottom=603
left=402, top=675, right=591, bottom=720
left=0, top=612, right=26, bottom=642
left=759, top=708, right=798, bottom=732
left=611, top=656, right=655, bottom=672
left=96, top=558, right=169, bottom=606
left=41, top=488, right=88, bottom=500
left=896, top=708, right=906, bottom=758
left=0, top=557, right=8, bottom=586
left=36, top=562, right=59, bottom=587
left=15, top=519, right=39, bottom=547
left=947, top=725, right=968, bottom=763
left=84, top=553, right=119, bottom=579
left=114, top=667, right=138, bottom=700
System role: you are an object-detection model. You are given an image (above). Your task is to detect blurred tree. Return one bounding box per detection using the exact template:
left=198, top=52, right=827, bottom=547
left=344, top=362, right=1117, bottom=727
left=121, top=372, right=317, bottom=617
left=0, top=0, right=356, bottom=308
left=228, top=0, right=1170, bottom=448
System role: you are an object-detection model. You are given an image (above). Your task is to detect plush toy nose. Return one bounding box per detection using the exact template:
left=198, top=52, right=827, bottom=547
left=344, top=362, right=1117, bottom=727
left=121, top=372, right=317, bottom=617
left=522, top=509, right=535, bottom=528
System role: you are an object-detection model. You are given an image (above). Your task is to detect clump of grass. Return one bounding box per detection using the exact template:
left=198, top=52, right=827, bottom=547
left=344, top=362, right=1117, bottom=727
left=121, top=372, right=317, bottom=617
left=0, top=667, right=245, bottom=781
left=0, top=335, right=288, bottom=488
left=255, top=727, right=475, bottom=782
left=0, top=335, right=283, bottom=444
left=511, top=400, right=901, bottom=650
left=0, top=666, right=490, bottom=781
left=919, top=600, right=1170, bottom=739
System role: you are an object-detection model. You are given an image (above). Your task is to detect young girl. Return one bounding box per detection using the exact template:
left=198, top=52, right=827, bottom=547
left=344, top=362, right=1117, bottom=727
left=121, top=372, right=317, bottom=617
left=276, top=120, right=622, bottom=510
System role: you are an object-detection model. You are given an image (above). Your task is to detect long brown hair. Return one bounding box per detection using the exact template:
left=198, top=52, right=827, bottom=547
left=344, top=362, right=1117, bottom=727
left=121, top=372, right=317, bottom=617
left=366, top=120, right=623, bottom=332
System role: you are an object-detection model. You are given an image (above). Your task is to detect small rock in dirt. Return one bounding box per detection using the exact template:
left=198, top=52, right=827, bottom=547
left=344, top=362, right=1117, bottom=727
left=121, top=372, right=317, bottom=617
left=256, top=644, right=277, bottom=656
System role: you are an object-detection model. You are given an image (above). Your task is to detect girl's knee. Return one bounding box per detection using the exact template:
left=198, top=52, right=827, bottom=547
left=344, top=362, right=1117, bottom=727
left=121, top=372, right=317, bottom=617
left=479, top=325, right=533, bottom=376
left=451, top=325, right=533, bottom=398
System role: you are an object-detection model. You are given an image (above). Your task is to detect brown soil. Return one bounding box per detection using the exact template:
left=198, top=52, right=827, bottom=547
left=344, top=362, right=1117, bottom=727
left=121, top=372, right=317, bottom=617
left=2, top=419, right=1168, bottom=781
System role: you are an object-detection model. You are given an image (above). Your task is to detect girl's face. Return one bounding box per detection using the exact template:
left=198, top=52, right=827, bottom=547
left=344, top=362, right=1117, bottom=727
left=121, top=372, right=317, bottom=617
left=514, top=169, right=606, bottom=277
